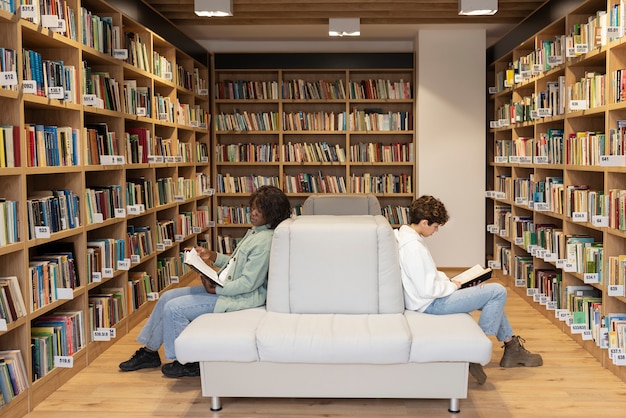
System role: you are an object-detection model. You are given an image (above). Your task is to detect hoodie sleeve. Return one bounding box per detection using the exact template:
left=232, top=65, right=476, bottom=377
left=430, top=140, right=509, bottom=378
left=399, top=235, right=457, bottom=300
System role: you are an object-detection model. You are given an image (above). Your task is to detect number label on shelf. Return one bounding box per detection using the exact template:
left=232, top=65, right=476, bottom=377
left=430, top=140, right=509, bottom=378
left=563, top=261, right=576, bottom=272
left=57, top=288, right=73, bottom=299
left=591, top=215, right=608, bottom=227
left=547, top=55, right=563, bottom=66
left=0, top=71, right=17, bottom=86
left=35, top=226, right=50, bottom=239
left=117, top=259, right=131, bottom=271
left=127, top=205, right=141, bottom=215
left=574, top=44, right=589, bottom=54
left=546, top=301, right=557, bottom=310
left=113, top=49, right=128, bottom=60
left=148, top=155, right=165, bottom=163
left=581, top=330, right=593, bottom=340
left=23, top=80, right=37, bottom=94
left=156, top=243, right=165, bottom=251
left=54, top=356, right=74, bottom=368
left=92, top=272, right=102, bottom=283
left=163, top=72, right=173, bottom=81
left=103, top=268, right=114, bottom=278
left=0, top=319, right=6, bottom=332
left=199, top=88, right=208, bottom=96
left=569, top=100, right=588, bottom=110
left=534, top=202, right=549, bottom=211
left=600, top=155, right=626, bottom=166
left=114, top=208, right=126, bottom=218
left=131, top=255, right=141, bottom=264
left=137, top=107, right=147, bottom=116
left=174, top=234, right=184, bottom=242
left=93, top=328, right=111, bottom=341
left=583, top=273, right=599, bottom=284
left=48, top=86, right=65, bottom=99
left=147, top=292, right=159, bottom=301
left=570, top=323, right=587, bottom=334
left=608, top=285, right=625, bottom=297
left=193, top=227, right=202, bottom=234
left=536, top=108, right=552, bottom=117
left=572, top=212, right=588, bottom=222
left=171, top=276, right=179, bottom=284
left=487, top=260, right=501, bottom=269
left=20, top=4, right=36, bottom=17
left=163, top=239, right=173, bottom=247
left=534, top=155, right=549, bottom=164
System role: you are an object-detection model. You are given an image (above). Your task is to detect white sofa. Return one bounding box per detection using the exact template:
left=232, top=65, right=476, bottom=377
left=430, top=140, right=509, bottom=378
left=175, top=215, right=492, bottom=413
left=302, top=193, right=381, bottom=215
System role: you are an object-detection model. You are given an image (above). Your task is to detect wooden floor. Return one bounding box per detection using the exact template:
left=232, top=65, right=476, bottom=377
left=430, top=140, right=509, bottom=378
left=24, top=281, right=626, bottom=418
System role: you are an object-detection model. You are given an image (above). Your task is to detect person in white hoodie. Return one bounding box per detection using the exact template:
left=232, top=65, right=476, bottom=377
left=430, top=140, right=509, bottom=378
left=395, top=195, right=542, bottom=385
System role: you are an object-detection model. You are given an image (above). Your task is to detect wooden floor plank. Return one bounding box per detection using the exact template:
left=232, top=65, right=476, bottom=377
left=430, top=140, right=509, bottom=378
left=24, top=281, right=626, bottom=417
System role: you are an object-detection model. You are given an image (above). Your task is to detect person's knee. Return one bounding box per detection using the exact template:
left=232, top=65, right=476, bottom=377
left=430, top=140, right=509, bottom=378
left=491, top=282, right=508, bottom=299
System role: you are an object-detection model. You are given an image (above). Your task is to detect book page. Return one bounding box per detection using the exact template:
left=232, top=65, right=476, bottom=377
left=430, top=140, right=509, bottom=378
left=183, top=248, right=224, bottom=286
left=452, top=264, right=489, bottom=284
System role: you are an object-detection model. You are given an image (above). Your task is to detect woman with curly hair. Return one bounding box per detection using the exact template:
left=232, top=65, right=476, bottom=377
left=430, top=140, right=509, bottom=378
left=119, top=185, right=291, bottom=378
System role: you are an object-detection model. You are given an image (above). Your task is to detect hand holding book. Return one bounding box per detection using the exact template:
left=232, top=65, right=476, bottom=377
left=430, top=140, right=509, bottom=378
left=452, top=264, right=493, bottom=289
left=183, top=248, right=224, bottom=287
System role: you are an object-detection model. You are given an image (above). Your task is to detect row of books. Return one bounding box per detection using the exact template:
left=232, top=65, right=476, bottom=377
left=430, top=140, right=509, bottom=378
left=349, top=141, right=413, bottom=163
left=25, top=124, right=80, bottom=167
left=217, top=205, right=251, bottom=225
left=494, top=128, right=564, bottom=163
left=0, top=126, right=20, bottom=168
left=214, top=78, right=412, bottom=101
left=85, top=185, right=123, bottom=224
left=124, top=32, right=150, bottom=72
left=0, top=47, right=17, bottom=92
left=80, top=7, right=119, bottom=55
left=283, top=173, right=347, bottom=194
left=82, top=62, right=122, bottom=112
left=22, top=50, right=77, bottom=102
left=26, top=189, right=80, bottom=240
left=0, top=276, right=27, bottom=325
left=87, top=238, right=126, bottom=282
left=156, top=254, right=189, bottom=291
left=0, top=199, right=18, bottom=246
left=381, top=204, right=409, bottom=225
left=32, top=310, right=85, bottom=381
left=29, top=250, right=79, bottom=311
left=152, top=50, right=173, bottom=81
left=349, top=173, right=412, bottom=194
left=0, top=349, right=28, bottom=407
left=283, top=141, right=345, bottom=163
left=216, top=174, right=280, bottom=194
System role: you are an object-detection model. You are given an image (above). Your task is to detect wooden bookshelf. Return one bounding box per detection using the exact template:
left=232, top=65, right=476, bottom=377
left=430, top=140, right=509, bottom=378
left=0, top=1, right=210, bottom=414
left=487, top=0, right=626, bottom=385
left=211, top=54, right=415, bottom=249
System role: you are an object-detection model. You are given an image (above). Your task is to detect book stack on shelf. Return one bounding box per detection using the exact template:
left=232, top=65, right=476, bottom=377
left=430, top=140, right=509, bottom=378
left=0, top=0, right=211, bottom=414
left=487, top=0, right=626, bottom=384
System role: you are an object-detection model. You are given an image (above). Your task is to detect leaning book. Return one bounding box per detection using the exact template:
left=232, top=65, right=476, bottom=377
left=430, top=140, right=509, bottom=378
left=183, top=248, right=224, bottom=287
left=452, top=264, right=493, bottom=289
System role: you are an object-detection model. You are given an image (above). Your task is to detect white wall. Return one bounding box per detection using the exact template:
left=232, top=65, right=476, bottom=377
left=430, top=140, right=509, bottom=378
left=416, top=29, right=486, bottom=268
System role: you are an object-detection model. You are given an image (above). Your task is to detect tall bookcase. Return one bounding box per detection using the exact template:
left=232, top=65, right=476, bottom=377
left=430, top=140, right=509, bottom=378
left=212, top=53, right=415, bottom=250
left=487, top=0, right=626, bottom=384
left=0, top=0, right=210, bottom=415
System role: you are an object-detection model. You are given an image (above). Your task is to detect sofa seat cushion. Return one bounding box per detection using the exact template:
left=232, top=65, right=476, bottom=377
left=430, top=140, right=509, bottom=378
left=405, top=311, right=493, bottom=365
left=257, top=312, right=410, bottom=364
left=174, top=308, right=266, bottom=364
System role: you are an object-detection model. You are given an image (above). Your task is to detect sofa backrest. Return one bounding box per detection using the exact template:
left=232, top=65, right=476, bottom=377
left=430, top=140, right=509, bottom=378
left=301, top=194, right=381, bottom=215
left=267, top=215, right=404, bottom=314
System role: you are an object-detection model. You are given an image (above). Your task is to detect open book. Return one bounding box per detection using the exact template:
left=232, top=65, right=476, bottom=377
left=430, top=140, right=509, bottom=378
left=183, top=248, right=224, bottom=287
left=452, top=264, right=493, bottom=289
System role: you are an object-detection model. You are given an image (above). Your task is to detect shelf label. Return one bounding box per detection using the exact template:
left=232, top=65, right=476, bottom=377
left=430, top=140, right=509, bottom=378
left=0, top=71, right=17, bottom=86
left=100, top=155, right=125, bottom=165
left=581, top=329, right=593, bottom=341
left=518, top=156, right=532, bottom=164
left=493, top=192, right=505, bottom=199
left=163, top=71, right=173, bottom=81
left=487, top=260, right=501, bottom=269
left=207, top=221, right=215, bottom=227
left=556, top=259, right=566, bottom=268
left=493, top=156, right=508, bottom=164
left=199, top=88, right=208, bottom=96
left=609, top=347, right=622, bottom=361
left=148, top=155, right=165, bottom=163
left=50, top=19, right=66, bottom=33
left=92, top=213, right=103, bottom=223
left=532, top=64, right=542, bottom=74
left=200, top=156, right=209, bottom=163
left=103, top=267, right=114, bottom=278
left=136, top=107, right=147, bottom=117
left=82, top=94, right=97, bottom=106
left=156, top=243, right=165, bottom=251
left=139, top=204, right=145, bottom=213
left=199, top=123, right=207, bottom=130
left=127, top=205, right=141, bottom=215
left=192, top=226, right=202, bottom=234
left=57, top=288, right=73, bottom=299
left=534, top=155, right=549, bottom=164
left=608, top=284, right=625, bottom=297
left=514, top=73, right=523, bottom=84
left=20, top=4, right=37, bottom=18
left=572, top=211, right=588, bottom=222
left=509, top=156, right=520, bottom=163
left=131, top=254, right=141, bottom=264
left=520, top=70, right=531, bottom=80
left=114, top=208, right=126, bottom=218
left=563, top=261, right=576, bottom=272
left=515, top=197, right=528, bottom=205
left=583, top=273, right=599, bottom=284
left=171, top=276, right=179, bottom=284
left=35, top=226, right=51, bottom=239
left=174, top=234, right=184, bottom=242
left=569, top=100, right=588, bottom=111
left=536, top=108, right=552, bottom=118
left=490, top=120, right=499, bottom=128
left=534, top=202, right=550, bottom=211
left=570, top=323, right=587, bottom=334
left=547, top=55, right=563, bottom=66
left=113, top=49, right=129, bottom=60
left=555, top=309, right=570, bottom=321
left=600, top=155, right=626, bottom=166
left=41, top=14, right=59, bottom=28
left=147, top=292, right=159, bottom=301
left=591, top=215, right=608, bottom=227
left=0, top=319, right=6, bottom=332
left=159, top=112, right=169, bottom=121
left=514, top=237, right=523, bottom=246
left=92, top=272, right=102, bottom=283
left=23, top=80, right=37, bottom=94
left=174, top=195, right=185, bottom=202
left=515, top=278, right=526, bottom=287
left=93, top=328, right=111, bottom=341
left=117, top=259, right=131, bottom=271
left=48, top=86, right=64, bottom=99
left=544, top=252, right=557, bottom=262
left=546, top=301, right=557, bottom=310
left=488, top=86, right=497, bottom=94
left=574, top=43, right=589, bottom=54
left=54, top=356, right=74, bottom=368
left=613, top=351, right=626, bottom=366
left=163, top=239, right=173, bottom=247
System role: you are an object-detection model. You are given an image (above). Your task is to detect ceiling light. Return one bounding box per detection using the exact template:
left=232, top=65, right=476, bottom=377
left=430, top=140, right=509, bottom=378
left=458, top=0, right=497, bottom=16
left=194, top=0, right=233, bottom=17
left=329, top=18, right=360, bottom=37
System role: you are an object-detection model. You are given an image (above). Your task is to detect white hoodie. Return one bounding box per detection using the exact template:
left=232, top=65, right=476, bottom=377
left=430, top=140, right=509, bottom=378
left=394, top=225, right=457, bottom=312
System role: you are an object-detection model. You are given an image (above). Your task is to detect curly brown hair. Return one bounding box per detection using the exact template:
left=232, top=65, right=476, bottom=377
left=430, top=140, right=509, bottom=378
left=409, top=195, right=449, bottom=226
left=250, top=185, right=291, bottom=229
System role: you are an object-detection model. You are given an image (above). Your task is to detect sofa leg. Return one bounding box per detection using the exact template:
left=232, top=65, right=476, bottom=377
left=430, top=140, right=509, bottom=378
left=210, top=396, right=222, bottom=411
left=448, top=398, right=460, bottom=413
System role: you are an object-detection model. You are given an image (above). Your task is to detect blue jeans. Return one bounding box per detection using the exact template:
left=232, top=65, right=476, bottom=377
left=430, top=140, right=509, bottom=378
left=423, top=282, right=513, bottom=342
left=136, top=285, right=218, bottom=360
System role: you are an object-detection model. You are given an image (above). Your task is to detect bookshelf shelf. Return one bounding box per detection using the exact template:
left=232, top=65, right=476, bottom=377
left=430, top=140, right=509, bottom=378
left=0, top=0, right=210, bottom=414
left=487, top=0, right=626, bottom=384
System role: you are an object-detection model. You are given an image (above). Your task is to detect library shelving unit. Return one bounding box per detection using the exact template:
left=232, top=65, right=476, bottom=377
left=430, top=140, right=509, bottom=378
left=487, top=0, right=626, bottom=384
left=212, top=53, right=415, bottom=250
left=0, top=0, right=210, bottom=414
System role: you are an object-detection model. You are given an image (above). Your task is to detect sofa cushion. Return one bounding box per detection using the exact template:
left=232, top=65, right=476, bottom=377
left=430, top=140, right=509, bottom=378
left=302, top=194, right=381, bottom=215
left=267, top=215, right=404, bottom=314
left=405, top=311, right=493, bottom=365
left=174, top=308, right=266, bottom=363
left=256, top=312, right=410, bottom=364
